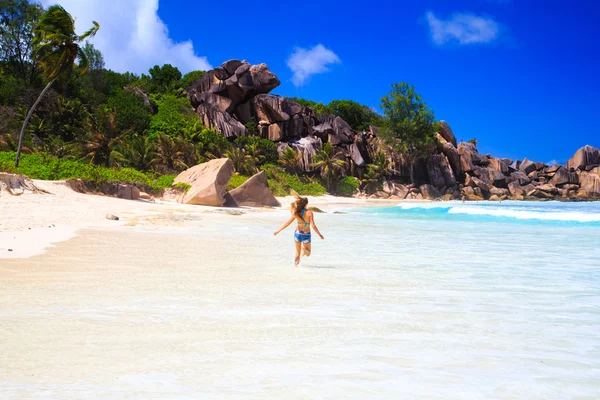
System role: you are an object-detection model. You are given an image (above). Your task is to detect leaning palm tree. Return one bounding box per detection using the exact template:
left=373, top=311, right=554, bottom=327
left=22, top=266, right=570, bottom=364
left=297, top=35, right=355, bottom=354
left=311, top=142, right=348, bottom=192
left=15, top=5, right=99, bottom=167
left=278, top=146, right=301, bottom=176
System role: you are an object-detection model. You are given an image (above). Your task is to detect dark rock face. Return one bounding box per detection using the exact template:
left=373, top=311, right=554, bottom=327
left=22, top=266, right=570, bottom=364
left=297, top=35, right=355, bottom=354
left=197, top=104, right=247, bottom=138
left=420, top=184, right=441, bottom=200
left=550, top=167, right=579, bottom=186
left=427, top=154, right=456, bottom=188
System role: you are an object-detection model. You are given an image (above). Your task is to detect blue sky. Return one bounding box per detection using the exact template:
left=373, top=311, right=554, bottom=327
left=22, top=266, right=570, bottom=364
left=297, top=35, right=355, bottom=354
left=45, top=0, right=600, bottom=164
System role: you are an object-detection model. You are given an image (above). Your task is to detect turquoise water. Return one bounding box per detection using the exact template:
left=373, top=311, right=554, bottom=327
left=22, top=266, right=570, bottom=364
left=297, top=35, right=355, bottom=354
left=2, top=200, right=598, bottom=398
left=282, top=200, right=600, bottom=397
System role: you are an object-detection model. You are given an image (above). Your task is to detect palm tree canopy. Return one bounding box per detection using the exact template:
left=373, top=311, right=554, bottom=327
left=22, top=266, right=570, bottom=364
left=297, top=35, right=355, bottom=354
left=33, top=5, right=99, bottom=80
left=311, top=142, right=347, bottom=177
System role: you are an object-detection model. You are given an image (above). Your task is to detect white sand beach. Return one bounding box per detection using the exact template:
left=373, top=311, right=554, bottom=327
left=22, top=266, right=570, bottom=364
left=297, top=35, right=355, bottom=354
left=2, top=185, right=599, bottom=399
left=0, top=180, right=370, bottom=259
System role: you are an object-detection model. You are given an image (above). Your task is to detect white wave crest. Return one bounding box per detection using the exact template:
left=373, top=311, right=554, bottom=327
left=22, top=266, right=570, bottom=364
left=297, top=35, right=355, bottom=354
left=447, top=206, right=600, bottom=223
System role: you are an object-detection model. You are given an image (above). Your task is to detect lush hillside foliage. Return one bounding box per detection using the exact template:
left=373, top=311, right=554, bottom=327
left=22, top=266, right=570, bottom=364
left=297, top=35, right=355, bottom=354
left=0, top=0, right=437, bottom=197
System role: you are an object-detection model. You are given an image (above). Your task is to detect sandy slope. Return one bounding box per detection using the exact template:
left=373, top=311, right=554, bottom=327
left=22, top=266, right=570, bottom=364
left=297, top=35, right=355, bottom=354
left=0, top=180, right=376, bottom=259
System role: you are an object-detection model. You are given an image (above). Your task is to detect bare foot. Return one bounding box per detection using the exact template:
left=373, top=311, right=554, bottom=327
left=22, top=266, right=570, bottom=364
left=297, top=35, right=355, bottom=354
left=294, top=257, right=300, bottom=267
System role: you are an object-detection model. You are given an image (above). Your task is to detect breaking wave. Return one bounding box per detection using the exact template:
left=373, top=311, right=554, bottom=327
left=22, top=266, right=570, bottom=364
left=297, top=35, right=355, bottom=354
left=394, top=202, right=600, bottom=223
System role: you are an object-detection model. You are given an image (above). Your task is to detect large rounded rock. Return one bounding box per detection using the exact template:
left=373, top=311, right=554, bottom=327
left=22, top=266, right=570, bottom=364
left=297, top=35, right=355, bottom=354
left=510, top=170, right=531, bottom=186
left=566, top=145, right=600, bottom=170
left=489, top=157, right=509, bottom=174
left=187, top=61, right=280, bottom=111
left=225, top=171, right=281, bottom=207
left=579, top=170, right=600, bottom=195
left=174, top=158, right=234, bottom=206
left=438, top=121, right=457, bottom=147
left=519, top=158, right=537, bottom=175
left=252, top=94, right=302, bottom=123
left=549, top=167, right=579, bottom=186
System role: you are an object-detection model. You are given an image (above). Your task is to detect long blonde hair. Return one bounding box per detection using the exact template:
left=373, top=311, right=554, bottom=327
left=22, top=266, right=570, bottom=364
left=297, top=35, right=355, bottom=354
left=290, top=189, right=308, bottom=220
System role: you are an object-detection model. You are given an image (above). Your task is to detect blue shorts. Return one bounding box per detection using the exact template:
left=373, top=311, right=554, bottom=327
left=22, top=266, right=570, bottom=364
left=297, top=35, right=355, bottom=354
left=294, top=231, right=311, bottom=244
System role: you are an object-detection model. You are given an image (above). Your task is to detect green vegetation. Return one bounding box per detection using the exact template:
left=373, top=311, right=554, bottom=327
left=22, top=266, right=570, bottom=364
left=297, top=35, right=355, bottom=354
left=380, top=82, right=438, bottom=184
left=173, top=182, right=191, bottom=192
left=154, top=174, right=176, bottom=188
left=0, top=151, right=173, bottom=191
left=311, top=142, right=347, bottom=192
left=292, top=98, right=382, bottom=131
left=0, top=1, right=442, bottom=199
left=16, top=4, right=100, bottom=167
left=335, top=176, right=360, bottom=197
left=227, top=173, right=249, bottom=191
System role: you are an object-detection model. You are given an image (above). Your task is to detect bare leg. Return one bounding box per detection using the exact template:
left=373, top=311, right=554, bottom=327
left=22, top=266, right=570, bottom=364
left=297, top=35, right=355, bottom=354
left=294, top=241, right=301, bottom=267
left=302, top=243, right=312, bottom=257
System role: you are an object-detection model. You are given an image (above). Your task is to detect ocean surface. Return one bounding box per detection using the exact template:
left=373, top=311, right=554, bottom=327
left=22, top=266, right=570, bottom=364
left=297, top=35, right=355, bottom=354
left=1, top=200, right=599, bottom=399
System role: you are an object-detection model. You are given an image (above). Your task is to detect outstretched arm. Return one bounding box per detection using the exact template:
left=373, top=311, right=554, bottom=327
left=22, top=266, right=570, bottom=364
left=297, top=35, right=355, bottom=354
left=310, top=213, right=324, bottom=239
left=274, top=215, right=296, bottom=236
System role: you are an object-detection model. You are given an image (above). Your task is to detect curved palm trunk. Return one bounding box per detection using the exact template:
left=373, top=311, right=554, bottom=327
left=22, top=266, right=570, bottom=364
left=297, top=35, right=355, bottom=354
left=15, top=79, right=56, bottom=167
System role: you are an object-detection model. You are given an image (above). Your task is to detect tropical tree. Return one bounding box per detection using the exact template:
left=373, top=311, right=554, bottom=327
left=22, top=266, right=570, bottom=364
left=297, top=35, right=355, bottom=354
left=245, top=143, right=266, bottom=167
left=311, top=142, right=347, bottom=192
left=225, top=147, right=255, bottom=175
left=153, top=134, right=188, bottom=173
left=278, top=146, right=301, bottom=175
left=327, top=99, right=383, bottom=131
left=84, top=107, right=125, bottom=167
left=363, top=152, right=393, bottom=193
left=0, top=0, right=44, bottom=84
left=15, top=5, right=99, bottom=167
left=113, top=134, right=156, bottom=172
left=379, top=82, right=438, bottom=184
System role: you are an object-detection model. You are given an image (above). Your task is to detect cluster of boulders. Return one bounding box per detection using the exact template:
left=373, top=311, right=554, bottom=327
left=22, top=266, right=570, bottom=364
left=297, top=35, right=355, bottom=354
left=186, top=60, right=372, bottom=174
left=180, top=59, right=600, bottom=203
left=173, top=158, right=281, bottom=207
left=371, top=142, right=600, bottom=201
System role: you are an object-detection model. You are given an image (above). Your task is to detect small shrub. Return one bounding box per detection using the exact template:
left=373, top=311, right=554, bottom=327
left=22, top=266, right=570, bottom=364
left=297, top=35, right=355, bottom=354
left=154, top=174, right=176, bottom=189
left=268, top=173, right=326, bottom=197
left=335, top=176, right=360, bottom=197
left=227, top=174, right=249, bottom=191
left=0, top=151, right=163, bottom=192
left=173, top=182, right=191, bottom=192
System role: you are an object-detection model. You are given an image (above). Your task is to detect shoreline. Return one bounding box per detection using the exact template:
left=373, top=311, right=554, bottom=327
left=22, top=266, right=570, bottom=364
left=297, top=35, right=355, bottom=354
left=2, top=179, right=599, bottom=260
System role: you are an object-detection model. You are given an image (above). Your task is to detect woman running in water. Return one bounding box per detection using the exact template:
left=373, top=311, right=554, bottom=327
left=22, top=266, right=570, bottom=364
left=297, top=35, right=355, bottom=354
left=274, top=194, right=324, bottom=267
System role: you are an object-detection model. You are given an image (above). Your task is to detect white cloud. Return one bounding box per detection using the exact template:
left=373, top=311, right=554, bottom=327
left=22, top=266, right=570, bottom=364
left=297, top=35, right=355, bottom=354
left=546, top=159, right=560, bottom=166
left=425, top=11, right=502, bottom=45
left=38, top=0, right=211, bottom=74
left=286, top=44, right=341, bottom=87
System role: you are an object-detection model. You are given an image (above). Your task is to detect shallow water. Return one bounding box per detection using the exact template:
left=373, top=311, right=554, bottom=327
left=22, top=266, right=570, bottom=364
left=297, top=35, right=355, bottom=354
left=1, top=201, right=599, bottom=399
